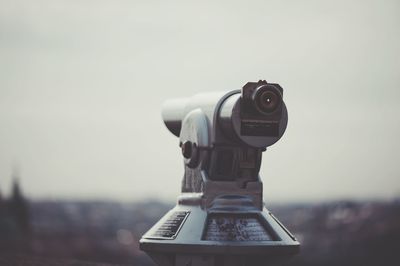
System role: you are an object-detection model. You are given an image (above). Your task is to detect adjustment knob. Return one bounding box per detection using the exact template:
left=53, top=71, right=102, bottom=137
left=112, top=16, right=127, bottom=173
left=181, top=141, right=192, bottom=159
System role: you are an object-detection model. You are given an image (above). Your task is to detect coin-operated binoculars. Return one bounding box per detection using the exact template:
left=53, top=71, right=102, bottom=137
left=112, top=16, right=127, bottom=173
left=140, top=81, right=299, bottom=266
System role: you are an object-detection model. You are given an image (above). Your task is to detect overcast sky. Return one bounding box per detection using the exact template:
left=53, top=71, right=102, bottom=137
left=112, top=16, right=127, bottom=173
left=0, top=0, right=399, bottom=202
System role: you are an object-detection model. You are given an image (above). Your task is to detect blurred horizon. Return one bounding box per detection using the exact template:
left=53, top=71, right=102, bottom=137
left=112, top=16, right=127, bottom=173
left=1, top=0, right=400, bottom=202
left=1, top=167, right=399, bottom=204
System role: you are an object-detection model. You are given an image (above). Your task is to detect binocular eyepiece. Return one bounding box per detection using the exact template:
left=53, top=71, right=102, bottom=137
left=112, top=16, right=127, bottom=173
left=252, top=84, right=282, bottom=114
left=162, top=80, right=288, bottom=149
left=240, top=81, right=284, bottom=118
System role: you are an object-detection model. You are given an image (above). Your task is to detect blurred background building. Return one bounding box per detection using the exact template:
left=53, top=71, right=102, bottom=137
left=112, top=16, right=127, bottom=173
left=0, top=172, right=30, bottom=252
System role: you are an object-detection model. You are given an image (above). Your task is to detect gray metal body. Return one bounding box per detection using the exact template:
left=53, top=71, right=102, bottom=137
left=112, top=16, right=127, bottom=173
left=140, top=82, right=299, bottom=266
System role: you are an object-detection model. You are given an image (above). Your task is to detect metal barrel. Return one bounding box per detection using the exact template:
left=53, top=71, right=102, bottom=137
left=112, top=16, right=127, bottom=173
left=161, top=98, right=188, bottom=137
